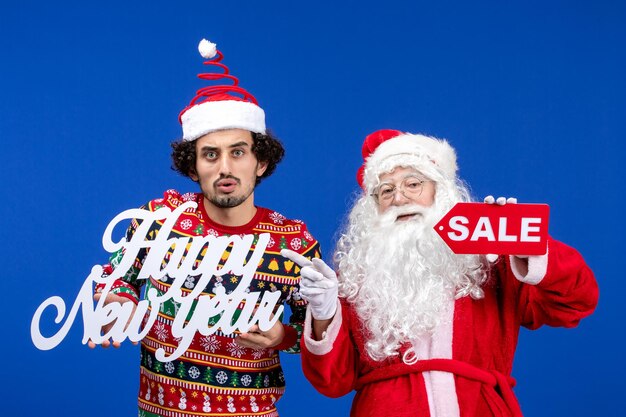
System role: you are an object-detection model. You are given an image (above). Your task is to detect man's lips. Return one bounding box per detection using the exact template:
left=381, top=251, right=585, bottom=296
left=215, top=179, right=239, bottom=193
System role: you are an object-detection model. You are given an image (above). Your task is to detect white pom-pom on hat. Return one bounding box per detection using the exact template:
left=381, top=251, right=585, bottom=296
left=198, top=39, right=217, bottom=59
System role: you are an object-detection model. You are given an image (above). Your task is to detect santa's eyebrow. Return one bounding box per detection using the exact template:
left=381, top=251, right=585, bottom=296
left=401, top=173, right=427, bottom=181
left=379, top=173, right=426, bottom=186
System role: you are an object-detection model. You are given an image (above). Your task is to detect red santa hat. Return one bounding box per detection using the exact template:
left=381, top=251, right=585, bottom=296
left=179, top=39, right=266, bottom=141
left=357, top=129, right=458, bottom=190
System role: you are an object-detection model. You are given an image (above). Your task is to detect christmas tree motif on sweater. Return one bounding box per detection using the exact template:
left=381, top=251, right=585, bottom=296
left=178, top=389, right=187, bottom=411
left=230, top=371, right=240, bottom=387
left=254, top=373, right=264, bottom=389
left=177, top=361, right=186, bottom=378
left=153, top=359, right=163, bottom=373
left=202, top=367, right=214, bottom=384
left=202, top=393, right=212, bottom=413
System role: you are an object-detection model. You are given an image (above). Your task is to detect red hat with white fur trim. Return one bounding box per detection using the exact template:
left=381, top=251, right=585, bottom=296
left=357, top=129, right=458, bottom=190
left=179, top=39, right=266, bottom=141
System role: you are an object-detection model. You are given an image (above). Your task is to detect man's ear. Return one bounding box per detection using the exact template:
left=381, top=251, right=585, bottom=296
left=256, top=161, right=268, bottom=177
left=189, top=168, right=199, bottom=182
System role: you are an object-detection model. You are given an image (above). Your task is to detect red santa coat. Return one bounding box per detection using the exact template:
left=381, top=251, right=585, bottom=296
left=301, top=238, right=598, bottom=417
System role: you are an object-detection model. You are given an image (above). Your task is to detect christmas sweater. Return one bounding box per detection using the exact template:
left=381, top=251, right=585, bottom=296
left=100, top=189, right=321, bottom=417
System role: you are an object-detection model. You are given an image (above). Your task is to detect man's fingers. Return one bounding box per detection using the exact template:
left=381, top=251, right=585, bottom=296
left=301, top=285, right=332, bottom=294
left=311, top=258, right=337, bottom=281
left=236, top=331, right=267, bottom=348
left=484, top=195, right=495, bottom=204
left=281, top=249, right=313, bottom=268
left=246, top=324, right=260, bottom=333
left=301, top=266, right=325, bottom=282
left=507, top=197, right=517, bottom=204
left=302, top=275, right=336, bottom=289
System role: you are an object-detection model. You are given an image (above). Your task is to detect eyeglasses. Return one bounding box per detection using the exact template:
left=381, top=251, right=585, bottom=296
left=371, top=175, right=430, bottom=203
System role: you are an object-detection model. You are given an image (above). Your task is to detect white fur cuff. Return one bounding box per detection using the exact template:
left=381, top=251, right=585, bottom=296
left=509, top=248, right=549, bottom=285
left=303, top=301, right=343, bottom=356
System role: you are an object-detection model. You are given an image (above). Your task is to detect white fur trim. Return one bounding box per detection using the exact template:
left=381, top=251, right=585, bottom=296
left=181, top=100, right=266, bottom=141
left=198, top=39, right=217, bottom=59
left=509, top=249, right=549, bottom=285
left=411, top=297, right=460, bottom=417
left=364, top=133, right=457, bottom=188
left=303, top=301, right=343, bottom=356
left=430, top=299, right=460, bottom=417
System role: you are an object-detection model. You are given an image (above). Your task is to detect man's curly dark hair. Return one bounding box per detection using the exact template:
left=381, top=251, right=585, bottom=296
left=170, top=130, right=285, bottom=185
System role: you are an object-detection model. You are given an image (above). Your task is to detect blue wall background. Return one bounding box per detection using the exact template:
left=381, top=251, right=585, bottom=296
left=1, top=1, right=624, bottom=415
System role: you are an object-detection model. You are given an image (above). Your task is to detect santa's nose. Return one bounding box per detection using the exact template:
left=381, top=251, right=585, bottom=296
left=391, top=189, right=411, bottom=206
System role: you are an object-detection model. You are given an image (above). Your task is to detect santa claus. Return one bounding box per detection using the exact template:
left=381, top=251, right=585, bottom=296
left=282, top=129, right=598, bottom=417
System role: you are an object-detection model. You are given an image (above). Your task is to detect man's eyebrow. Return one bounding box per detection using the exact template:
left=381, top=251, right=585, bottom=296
left=229, top=141, right=250, bottom=148
left=199, top=141, right=250, bottom=152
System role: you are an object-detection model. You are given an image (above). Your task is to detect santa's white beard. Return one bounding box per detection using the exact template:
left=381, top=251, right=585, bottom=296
left=336, top=201, right=486, bottom=362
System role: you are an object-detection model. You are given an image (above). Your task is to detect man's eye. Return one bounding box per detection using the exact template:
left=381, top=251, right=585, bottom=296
left=405, top=180, right=421, bottom=189
left=380, top=187, right=394, bottom=196
left=205, top=151, right=217, bottom=159
left=232, top=149, right=244, bottom=157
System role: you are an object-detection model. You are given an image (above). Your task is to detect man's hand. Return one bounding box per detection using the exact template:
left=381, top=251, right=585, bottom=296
left=281, top=249, right=338, bottom=321
left=87, top=292, right=138, bottom=349
left=236, top=321, right=285, bottom=349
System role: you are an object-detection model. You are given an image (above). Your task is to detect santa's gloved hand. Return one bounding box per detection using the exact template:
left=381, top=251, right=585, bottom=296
left=484, top=195, right=518, bottom=262
left=484, top=195, right=518, bottom=206
left=281, top=249, right=338, bottom=320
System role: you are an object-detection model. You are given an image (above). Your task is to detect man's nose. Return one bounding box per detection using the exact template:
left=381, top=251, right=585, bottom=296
left=218, top=155, right=232, bottom=175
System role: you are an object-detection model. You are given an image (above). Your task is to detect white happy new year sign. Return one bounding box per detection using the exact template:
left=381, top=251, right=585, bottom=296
left=31, top=202, right=282, bottom=361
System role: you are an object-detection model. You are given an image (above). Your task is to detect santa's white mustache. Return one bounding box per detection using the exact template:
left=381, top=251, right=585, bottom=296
left=376, top=204, right=430, bottom=227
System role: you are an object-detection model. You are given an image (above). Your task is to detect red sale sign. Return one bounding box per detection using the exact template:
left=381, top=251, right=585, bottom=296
left=434, top=203, right=550, bottom=255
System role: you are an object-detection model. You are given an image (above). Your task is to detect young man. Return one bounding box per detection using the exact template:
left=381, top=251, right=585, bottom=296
left=90, top=40, right=320, bottom=417
left=283, top=129, right=598, bottom=417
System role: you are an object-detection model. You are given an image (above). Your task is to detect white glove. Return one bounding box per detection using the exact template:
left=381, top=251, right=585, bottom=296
left=484, top=195, right=517, bottom=206
left=483, top=195, right=518, bottom=262
left=281, top=249, right=338, bottom=320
